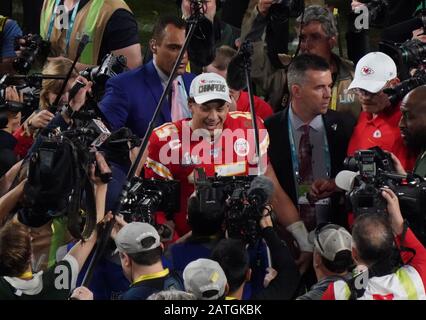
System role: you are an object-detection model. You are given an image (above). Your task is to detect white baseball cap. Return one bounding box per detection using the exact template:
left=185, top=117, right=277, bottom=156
left=348, top=52, right=397, bottom=93
left=189, top=73, right=232, bottom=104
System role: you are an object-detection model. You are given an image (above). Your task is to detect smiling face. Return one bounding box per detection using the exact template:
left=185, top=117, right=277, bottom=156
left=189, top=99, right=229, bottom=135
left=151, top=24, right=188, bottom=77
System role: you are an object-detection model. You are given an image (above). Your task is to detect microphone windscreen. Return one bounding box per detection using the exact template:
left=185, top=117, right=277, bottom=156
left=335, top=170, right=358, bottom=192
left=248, top=175, right=274, bottom=200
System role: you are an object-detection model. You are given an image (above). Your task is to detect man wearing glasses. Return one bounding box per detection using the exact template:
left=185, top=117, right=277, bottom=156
left=347, top=52, right=418, bottom=171
left=241, top=3, right=361, bottom=119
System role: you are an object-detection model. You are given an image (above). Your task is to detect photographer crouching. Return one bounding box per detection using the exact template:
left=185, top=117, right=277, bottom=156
left=0, top=152, right=110, bottom=299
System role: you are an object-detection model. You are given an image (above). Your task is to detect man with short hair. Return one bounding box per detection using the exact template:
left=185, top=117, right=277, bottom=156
left=241, top=3, right=360, bottom=117
left=398, top=85, right=426, bottom=177
left=115, top=221, right=184, bottom=300
left=145, top=72, right=313, bottom=269
left=204, top=45, right=273, bottom=121
left=347, top=52, right=418, bottom=171
left=322, top=188, right=426, bottom=300
left=266, top=54, right=355, bottom=230
left=297, top=224, right=353, bottom=300
left=100, top=15, right=195, bottom=140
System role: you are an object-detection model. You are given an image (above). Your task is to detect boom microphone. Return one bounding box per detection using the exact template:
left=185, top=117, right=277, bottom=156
left=335, top=170, right=358, bottom=192
left=247, top=175, right=274, bottom=207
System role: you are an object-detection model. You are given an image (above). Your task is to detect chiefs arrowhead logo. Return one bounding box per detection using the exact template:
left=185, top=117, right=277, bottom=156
left=200, top=80, right=206, bottom=84
left=361, top=66, right=374, bottom=76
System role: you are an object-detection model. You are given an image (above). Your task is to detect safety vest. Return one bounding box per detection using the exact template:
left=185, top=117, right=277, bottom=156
left=0, top=15, right=8, bottom=60
left=332, top=265, right=426, bottom=300
left=40, top=0, right=131, bottom=65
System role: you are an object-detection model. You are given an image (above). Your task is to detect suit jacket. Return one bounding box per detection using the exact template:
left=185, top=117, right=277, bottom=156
left=265, top=107, right=356, bottom=226
left=100, top=60, right=196, bottom=138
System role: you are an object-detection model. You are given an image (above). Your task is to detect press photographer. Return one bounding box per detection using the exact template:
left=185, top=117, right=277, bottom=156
left=0, top=89, right=23, bottom=176
left=0, top=152, right=109, bottom=299
left=322, top=187, right=426, bottom=300
left=145, top=72, right=313, bottom=273
left=336, top=146, right=426, bottom=244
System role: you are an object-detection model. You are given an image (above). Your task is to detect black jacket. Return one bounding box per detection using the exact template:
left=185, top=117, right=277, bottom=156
left=265, top=108, right=356, bottom=226
left=0, top=130, right=17, bottom=177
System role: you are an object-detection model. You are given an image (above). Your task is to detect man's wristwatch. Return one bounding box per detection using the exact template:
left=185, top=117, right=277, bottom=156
left=61, top=104, right=76, bottom=118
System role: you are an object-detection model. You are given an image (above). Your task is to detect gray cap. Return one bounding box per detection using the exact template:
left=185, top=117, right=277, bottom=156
left=115, top=222, right=161, bottom=254
left=309, top=224, right=352, bottom=262
left=183, top=258, right=227, bottom=300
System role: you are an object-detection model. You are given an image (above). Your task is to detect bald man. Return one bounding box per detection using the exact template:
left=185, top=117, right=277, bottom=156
left=399, top=85, right=426, bottom=177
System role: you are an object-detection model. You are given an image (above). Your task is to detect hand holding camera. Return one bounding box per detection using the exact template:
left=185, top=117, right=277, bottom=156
left=381, top=187, right=404, bottom=235
left=90, top=152, right=112, bottom=186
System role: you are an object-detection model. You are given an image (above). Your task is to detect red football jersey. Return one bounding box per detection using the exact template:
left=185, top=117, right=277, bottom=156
left=145, top=111, right=269, bottom=236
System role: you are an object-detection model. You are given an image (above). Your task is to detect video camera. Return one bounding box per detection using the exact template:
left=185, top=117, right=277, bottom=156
left=13, top=34, right=50, bottom=74
left=194, top=168, right=274, bottom=245
left=119, top=176, right=180, bottom=241
left=78, top=53, right=128, bottom=101
left=19, top=119, right=140, bottom=239
left=0, top=98, right=24, bottom=129
left=379, top=36, right=426, bottom=104
left=340, top=146, right=426, bottom=243
left=357, top=0, right=389, bottom=27
left=270, top=0, right=305, bottom=21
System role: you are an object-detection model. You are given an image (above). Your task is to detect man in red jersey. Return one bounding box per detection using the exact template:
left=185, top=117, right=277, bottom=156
left=145, top=72, right=313, bottom=271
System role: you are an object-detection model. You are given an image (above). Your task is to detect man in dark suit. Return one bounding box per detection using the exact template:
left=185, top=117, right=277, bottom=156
left=100, top=15, right=195, bottom=139
left=265, top=54, right=355, bottom=229
left=81, top=16, right=195, bottom=300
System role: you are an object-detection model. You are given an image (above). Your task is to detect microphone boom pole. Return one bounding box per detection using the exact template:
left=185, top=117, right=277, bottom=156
left=241, top=41, right=262, bottom=175
left=81, top=5, right=204, bottom=287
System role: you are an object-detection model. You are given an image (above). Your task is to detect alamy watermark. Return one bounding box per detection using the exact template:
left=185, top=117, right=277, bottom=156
left=53, top=5, right=70, bottom=31
left=354, top=4, right=370, bottom=31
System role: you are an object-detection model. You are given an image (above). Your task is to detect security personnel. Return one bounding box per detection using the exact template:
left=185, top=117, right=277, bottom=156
left=40, top=0, right=141, bottom=68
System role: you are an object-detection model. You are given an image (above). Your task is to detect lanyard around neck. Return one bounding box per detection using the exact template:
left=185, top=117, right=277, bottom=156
left=132, top=268, right=170, bottom=286
left=287, top=113, right=331, bottom=192
left=47, top=0, right=81, bottom=55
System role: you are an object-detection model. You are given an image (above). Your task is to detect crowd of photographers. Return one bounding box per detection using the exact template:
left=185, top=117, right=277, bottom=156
left=0, top=0, right=426, bottom=301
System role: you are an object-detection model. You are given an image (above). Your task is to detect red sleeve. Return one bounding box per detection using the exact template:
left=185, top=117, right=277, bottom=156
left=253, top=96, right=274, bottom=120
left=144, top=129, right=169, bottom=179
left=395, top=228, right=426, bottom=286
left=13, top=126, right=34, bottom=158
left=321, top=283, right=336, bottom=300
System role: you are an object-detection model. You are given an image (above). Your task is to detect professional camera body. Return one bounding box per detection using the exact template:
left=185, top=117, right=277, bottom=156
left=358, top=0, right=389, bottom=27
left=13, top=34, right=50, bottom=74
left=379, top=33, right=426, bottom=104
left=194, top=168, right=273, bottom=245
left=344, top=147, right=426, bottom=243
left=120, top=177, right=180, bottom=224
left=0, top=98, right=24, bottom=128
left=79, top=53, right=128, bottom=101
left=270, top=0, right=304, bottom=20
